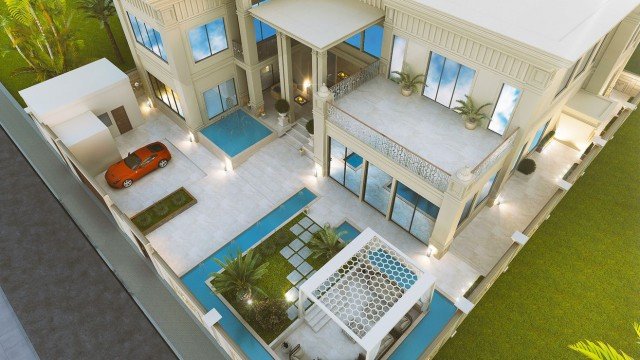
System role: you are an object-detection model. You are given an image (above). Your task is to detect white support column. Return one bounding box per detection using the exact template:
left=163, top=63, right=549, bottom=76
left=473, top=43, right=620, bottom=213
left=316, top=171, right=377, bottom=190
left=312, top=50, right=328, bottom=92
left=312, top=84, right=333, bottom=176
left=297, top=291, right=306, bottom=318
left=366, top=341, right=381, bottom=360
left=236, top=9, right=265, bottom=115
left=277, top=31, right=295, bottom=122
left=429, top=167, right=475, bottom=258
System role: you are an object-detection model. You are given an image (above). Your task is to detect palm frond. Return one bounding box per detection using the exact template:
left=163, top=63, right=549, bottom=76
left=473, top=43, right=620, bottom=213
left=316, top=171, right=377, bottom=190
left=211, top=249, right=268, bottom=301
left=569, top=340, right=634, bottom=360
left=308, top=225, right=346, bottom=260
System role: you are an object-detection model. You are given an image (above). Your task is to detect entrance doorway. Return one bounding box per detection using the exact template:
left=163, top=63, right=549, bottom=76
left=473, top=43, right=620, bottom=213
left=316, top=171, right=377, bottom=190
left=111, top=106, right=132, bottom=134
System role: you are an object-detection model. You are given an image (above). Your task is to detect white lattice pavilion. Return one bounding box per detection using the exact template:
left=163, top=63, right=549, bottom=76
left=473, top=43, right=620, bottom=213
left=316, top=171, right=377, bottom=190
left=299, top=228, right=436, bottom=360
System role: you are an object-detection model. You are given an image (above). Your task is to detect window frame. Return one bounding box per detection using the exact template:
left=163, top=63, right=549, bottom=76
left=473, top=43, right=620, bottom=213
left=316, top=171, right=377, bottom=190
left=423, top=51, right=477, bottom=110
left=343, top=23, right=383, bottom=59
left=189, top=17, right=229, bottom=63
left=203, top=78, right=238, bottom=120
left=127, top=12, right=167, bottom=62
left=488, top=83, right=522, bottom=136
left=148, top=72, right=184, bottom=119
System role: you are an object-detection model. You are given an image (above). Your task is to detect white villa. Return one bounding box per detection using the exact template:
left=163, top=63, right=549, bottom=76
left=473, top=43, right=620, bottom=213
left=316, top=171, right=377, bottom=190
left=18, top=0, right=640, bottom=359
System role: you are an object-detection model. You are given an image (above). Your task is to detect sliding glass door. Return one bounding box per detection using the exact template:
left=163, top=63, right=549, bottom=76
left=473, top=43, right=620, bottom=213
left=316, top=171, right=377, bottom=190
left=391, top=181, right=440, bottom=243
left=329, top=138, right=363, bottom=195
left=364, top=163, right=393, bottom=215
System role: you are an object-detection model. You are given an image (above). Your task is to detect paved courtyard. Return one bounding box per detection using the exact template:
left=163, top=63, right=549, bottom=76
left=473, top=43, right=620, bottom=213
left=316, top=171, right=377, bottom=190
left=99, top=104, right=480, bottom=300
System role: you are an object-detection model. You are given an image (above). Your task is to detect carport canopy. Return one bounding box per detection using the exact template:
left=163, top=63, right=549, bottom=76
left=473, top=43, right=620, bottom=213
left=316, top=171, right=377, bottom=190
left=249, top=0, right=384, bottom=51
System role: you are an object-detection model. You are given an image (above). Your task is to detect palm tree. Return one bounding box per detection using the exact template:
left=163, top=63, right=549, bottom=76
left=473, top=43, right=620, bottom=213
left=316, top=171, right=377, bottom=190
left=569, top=322, right=640, bottom=360
left=210, top=250, right=269, bottom=302
left=308, top=225, right=346, bottom=261
left=77, top=0, right=123, bottom=64
left=391, top=70, right=425, bottom=95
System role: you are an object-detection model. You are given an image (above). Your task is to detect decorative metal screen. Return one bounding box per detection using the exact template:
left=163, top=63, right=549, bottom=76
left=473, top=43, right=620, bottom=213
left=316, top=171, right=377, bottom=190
left=328, top=104, right=451, bottom=192
left=312, top=237, right=422, bottom=339
left=472, top=128, right=519, bottom=180
left=330, top=60, right=380, bottom=100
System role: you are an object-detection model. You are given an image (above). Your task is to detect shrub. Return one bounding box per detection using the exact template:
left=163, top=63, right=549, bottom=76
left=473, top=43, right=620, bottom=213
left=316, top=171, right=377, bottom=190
left=250, top=299, right=288, bottom=329
left=305, top=119, right=314, bottom=135
left=154, top=204, right=170, bottom=216
left=171, top=191, right=188, bottom=206
left=309, top=225, right=346, bottom=261
left=517, top=158, right=537, bottom=175
left=258, top=241, right=277, bottom=257
left=275, top=99, right=290, bottom=114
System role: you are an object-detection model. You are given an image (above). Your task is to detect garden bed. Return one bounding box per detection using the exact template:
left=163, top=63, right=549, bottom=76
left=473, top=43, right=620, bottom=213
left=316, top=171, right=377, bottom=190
left=213, top=213, right=333, bottom=344
left=130, top=187, right=196, bottom=234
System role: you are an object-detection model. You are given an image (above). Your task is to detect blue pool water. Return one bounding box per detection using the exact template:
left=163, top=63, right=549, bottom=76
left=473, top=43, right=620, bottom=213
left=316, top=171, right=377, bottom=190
left=336, top=221, right=360, bottom=243
left=388, top=291, right=457, bottom=360
left=181, top=188, right=317, bottom=360
left=200, top=109, right=272, bottom=157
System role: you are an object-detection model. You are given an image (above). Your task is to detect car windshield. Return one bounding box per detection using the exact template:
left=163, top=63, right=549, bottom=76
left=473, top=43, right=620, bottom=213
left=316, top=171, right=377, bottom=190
left=123, top=153, right=142, bottom=169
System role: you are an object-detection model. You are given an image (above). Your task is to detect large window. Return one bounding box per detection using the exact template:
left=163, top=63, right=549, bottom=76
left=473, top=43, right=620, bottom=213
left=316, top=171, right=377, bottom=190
left=528, top=120, right=550, bottom=153
left=423, top=52, right=476, bottom=108
left=488, top=84, right=522, bottom=135
left=203, top=79, right=238, bottom=119
left=252, top=0, right=276, bottom=43
left=364, top=163, right=392, bottom=215
left=189, top=18, right=228, bottom=62
left=330, top=139, right=364, bottom=195
left=391, top=181, right=440, bottom=243
left=148, top=73, right=183, bottom=118
left=344, top=24, right=383, bottom=58
left=127, top=13, right=167, bottom=61
left=475, top=172, right=498, bottom=207
left=389, top=36, right=407, bottom=80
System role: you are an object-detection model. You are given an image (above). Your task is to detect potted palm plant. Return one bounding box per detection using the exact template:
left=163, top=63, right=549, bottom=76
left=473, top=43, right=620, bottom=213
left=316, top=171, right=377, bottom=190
left=391, top=71, right=425, bottom=96
left=452, top=95, right=492, bottom=130
left=210, top=250, right=269, bottom=302
left=308, top=225, right=346, bottom=261
left=275, top=99, right=290, bottom=126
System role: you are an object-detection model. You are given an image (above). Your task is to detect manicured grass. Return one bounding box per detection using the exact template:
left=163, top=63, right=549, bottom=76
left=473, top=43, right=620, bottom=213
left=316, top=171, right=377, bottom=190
left=218, top=213, right=334, bottom=344
left=436, top=112, right=640, bottom=359
left=0, top=0, right=135, bottom=106
left=131, top=187, right=196, bottom=234
left=625, top=45, right=640, bottom=75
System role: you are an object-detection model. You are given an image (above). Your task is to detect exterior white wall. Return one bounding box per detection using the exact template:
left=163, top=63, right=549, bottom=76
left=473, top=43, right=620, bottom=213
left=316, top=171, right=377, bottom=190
left=62, top=129, right=122, bottom=176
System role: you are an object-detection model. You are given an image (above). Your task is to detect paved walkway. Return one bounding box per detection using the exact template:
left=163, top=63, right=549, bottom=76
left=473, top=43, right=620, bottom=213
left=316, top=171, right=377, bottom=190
left=0, top=85, right=225, bottom=360
left=451, top=140, right=581, bottom=275
left=0, top=287, right=38, bottom=360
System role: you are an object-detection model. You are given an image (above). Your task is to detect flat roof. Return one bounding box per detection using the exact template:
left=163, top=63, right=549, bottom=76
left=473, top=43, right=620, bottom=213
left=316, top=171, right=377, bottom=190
left=51, top=111, right=108, bottom=146
left=335, top=76, right=503, bottom=174
left=250, top=0, right=384, bottom=51
left=409, top=0, right=640, bottom=62
left=19, top=58, right=128, bottom=117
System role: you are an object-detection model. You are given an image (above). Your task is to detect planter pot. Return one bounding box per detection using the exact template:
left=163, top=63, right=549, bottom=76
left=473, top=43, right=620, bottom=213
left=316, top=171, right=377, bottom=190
left=464, top=120, right=478, bottom=130
left=278, top=112, right=288, bottom=127
left=401, top=87, right=413, bottom=97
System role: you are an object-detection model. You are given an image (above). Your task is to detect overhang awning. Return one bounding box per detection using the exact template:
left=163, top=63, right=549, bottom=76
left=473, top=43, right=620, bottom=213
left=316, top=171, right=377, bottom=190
left=249, top=0, right=384, bottom=51
left=564, top=89, right=618, bottom=128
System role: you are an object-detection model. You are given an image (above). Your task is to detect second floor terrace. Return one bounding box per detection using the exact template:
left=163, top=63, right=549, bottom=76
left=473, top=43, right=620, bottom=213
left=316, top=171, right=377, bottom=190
left=327, top=66, right=512, bottom=192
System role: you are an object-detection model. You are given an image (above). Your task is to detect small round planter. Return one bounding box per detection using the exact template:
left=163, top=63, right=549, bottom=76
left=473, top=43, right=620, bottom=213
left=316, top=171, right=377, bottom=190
left=278, top=112, right=288, bottom=126
left=464, top=120, right=478, bottom=130
left=401, top=87, right=413, bottom=97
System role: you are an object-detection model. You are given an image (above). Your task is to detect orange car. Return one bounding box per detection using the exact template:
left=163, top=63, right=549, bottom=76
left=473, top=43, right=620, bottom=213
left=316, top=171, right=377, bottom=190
left=105, top=142, right=172, bottom=189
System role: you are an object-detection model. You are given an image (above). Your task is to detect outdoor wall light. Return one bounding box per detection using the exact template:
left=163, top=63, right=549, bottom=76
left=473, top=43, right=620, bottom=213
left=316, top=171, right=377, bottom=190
left=495, top=195, right=504, bottom=206
left=146, top=98, right=152, bottom=109
left=314, top=163, right=322, bottom=177
left=426, top=245, right=437, bottom=257
left=285, top=292, right=296, bottom=302
left=189, top=132, right=195, bottom=142
left=303, top=79, right=311, bottom=94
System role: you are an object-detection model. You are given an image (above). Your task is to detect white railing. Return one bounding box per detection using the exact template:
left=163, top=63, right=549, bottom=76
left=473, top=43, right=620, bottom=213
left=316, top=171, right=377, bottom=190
left=329, top=60, right=380, bottom=100
left=471, top=128, right=519, bottom=180
left=327, top=103, right=451, bottom=191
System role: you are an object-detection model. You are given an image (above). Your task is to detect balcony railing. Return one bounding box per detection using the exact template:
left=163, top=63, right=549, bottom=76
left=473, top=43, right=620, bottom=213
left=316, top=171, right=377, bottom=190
left=329, top=60, right=380, bottom=100
left=232, top=37, right=279, bottom=63
left=471, top=128, right=519, bottom=180
left=327, top=103, right=451, bottom=192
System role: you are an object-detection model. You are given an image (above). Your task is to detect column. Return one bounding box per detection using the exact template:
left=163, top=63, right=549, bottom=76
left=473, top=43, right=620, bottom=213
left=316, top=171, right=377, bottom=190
left=162, top=27, right=205, bottom=131
left=428, top=167, right=475, bottom=258
left=312, top=84, right=333, bottom=176
left=585, top=17, right=639, bottom=95
left=311, top=49, right=328, bottom=92
left=236, top=9, right=265, bottom=115
left=277, top=31, right=295, bottom=121
left=379, top=21, right=394, bottom=76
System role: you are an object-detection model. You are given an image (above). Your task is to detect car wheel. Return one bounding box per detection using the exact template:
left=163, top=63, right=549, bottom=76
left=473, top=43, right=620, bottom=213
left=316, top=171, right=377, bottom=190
left=158, top=159, right=169, bottom=168
left=123, top=179, right=133, bottom=188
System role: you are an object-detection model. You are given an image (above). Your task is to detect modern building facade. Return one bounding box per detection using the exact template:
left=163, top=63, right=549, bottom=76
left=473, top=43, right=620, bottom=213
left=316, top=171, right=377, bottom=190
left=24, top=0, right=640, bottom=359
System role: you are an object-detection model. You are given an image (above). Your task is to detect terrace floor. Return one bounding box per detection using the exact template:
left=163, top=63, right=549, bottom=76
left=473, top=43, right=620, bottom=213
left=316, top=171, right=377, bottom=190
left=97, top=103, right=480, bottom=302
left=334, top=76, right=504, bottom=174
left=450, top=140, right=582, bottom=274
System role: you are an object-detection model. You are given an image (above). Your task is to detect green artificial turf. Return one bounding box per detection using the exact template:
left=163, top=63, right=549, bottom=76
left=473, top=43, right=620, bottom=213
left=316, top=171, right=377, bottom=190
left=436, top=112, right=640, bottom=359
left=0, top=0, right=135, bottom=106
left=131, top=187, right=196, bottom=234
left=625, top=45, right=640, bottom=75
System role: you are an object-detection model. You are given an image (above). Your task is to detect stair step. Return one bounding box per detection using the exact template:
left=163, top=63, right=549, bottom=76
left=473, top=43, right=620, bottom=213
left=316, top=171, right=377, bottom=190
left=311, top=313, right=332, bottom=332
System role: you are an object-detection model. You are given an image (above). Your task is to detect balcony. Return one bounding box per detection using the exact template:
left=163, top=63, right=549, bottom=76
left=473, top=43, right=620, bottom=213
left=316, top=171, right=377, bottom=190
left=232, top=37, right=280, bottom=63
left=328, top=70, right=508, bottom=191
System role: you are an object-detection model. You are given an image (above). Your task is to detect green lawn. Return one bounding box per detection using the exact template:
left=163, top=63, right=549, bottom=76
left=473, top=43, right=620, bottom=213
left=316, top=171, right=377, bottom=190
left=0, top=0, right=135, bottom=106
left=436, top=112, right=640, bottom=359
left=625, top=45, right=640, bottom=75
left=217, top=213, right=332, bottom=344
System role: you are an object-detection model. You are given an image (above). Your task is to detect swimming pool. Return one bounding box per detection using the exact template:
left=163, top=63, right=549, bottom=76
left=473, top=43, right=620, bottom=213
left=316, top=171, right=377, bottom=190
left=181, top=188, right=317, bottom=359
left=200, top=109, right=273, bottom=158
left=336, top=220, right=360, bottom=243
